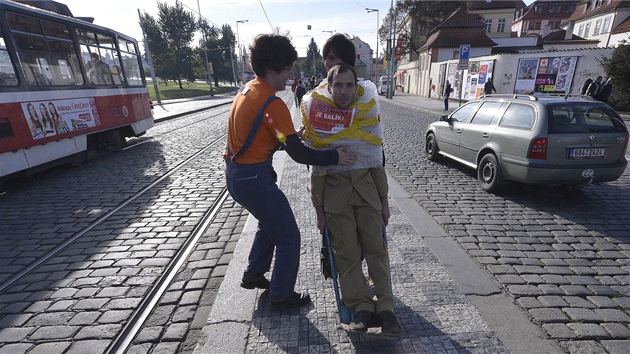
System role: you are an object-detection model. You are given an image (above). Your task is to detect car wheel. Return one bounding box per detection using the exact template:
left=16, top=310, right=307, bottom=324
left=478, top=153, right=501, bottom=192
left=425, top=133, right=440, bottom=161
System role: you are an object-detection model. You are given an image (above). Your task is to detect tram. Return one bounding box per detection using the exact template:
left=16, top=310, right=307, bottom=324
left=0, top=0, right=153, bottom=179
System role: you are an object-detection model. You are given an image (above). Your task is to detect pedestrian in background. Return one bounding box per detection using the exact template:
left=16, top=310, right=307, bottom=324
left=483, top=78, right=496, bottom=95
left=224, top=34, right=357, bottom=311
left=587, top=76, right=603, bottom=99
left=580, top=78, right=593, bottom=95
left=598, top=77, right=614, bottom=103
left=443, top=81, right=452, bottom=110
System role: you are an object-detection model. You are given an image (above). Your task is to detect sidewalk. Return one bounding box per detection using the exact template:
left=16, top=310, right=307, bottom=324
left=184, top=92, right=562, bottom=353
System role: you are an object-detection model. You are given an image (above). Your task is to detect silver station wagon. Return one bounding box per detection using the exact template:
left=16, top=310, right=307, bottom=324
left=425, top=94, right=628, bottom=192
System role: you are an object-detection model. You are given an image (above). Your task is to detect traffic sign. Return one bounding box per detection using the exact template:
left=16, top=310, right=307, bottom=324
left=458, top=44, right=470, bottom=70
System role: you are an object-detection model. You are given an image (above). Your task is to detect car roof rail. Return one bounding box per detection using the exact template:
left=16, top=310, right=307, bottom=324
left=480, top=93, right=538, bottom=101
left=536, top=93, right=596, bottom=101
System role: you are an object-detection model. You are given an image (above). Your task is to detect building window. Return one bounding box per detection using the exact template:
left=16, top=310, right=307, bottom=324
left=452, top=50, right=459, bottom=59
left=577, top=24, right=584, bottom=37
left=485, top=19, right=492, bottom=33
left=535, top=6, right=543, bottom=15
left=594, top=19, right=601, bottom=35
left=534, top=22, right=541, bottom=30
left=584, top=22, right=591, bottom=37
left=498, top=18, right=506, bottom=32
left=529, top=21, right=536, bottom=30
left=602, top=17, right=610, bottom=33
left=548, top=4, right=562, bottom=14
left=567, top=4, right=577, bottom=13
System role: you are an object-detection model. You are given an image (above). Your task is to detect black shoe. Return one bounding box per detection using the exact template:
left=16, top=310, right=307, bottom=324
left=347, top=310, right=373, bottom=334
left=241, top=271, right=269, bottom=290
left=378, top=310, right=401, bottom=337
left=270, top=292, right=311, bottom=310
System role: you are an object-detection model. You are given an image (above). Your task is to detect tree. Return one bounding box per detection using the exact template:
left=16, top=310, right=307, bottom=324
left=142, top=1, right=197, bottom=89
left=306, top=38, right=322, bottom=77
left=599, top=42, right=630, bottom=109
left=381, top=0, right=464, bottom=57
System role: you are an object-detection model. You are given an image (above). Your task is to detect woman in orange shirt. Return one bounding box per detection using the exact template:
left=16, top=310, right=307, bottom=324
left=225, top=34, right=356, bottom=310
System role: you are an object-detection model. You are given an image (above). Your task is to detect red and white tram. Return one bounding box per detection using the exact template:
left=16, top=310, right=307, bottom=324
left=0, top=0, right=153, bottom=179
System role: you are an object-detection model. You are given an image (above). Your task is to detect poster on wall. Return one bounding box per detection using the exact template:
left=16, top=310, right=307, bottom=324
left=462, top=60, right=494, bottom=99
left=22, top=98, right=101, bottom=140
left=514, top=57, right=577, bottom=94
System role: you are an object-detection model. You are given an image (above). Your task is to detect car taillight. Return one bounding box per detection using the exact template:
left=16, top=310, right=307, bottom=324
left=529, top=138, right=547, bottom=159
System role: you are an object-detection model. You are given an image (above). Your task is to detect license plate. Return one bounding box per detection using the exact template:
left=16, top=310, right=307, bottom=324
left=569, top=148, right=605, bottom=159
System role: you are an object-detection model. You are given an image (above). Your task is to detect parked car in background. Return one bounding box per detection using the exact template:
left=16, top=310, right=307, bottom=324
left=425, top=94, right=628, bottom=192
left=379, top=75, right=392, bottom=96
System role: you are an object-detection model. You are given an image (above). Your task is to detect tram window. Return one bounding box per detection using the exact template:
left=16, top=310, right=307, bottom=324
left=0, top=28, right=18, bottom=86
left=7, top=12, right=83, bottom=87
left=118, top=39, right=143, bottom=86
left=78, top=29, right=121, bottom=86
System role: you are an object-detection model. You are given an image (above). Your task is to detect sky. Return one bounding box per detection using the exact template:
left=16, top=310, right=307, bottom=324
left=59, top=0, right=396, bottom=58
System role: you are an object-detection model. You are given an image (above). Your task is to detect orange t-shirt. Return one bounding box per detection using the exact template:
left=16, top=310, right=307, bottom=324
left=226, top=78, right=297, bottom=164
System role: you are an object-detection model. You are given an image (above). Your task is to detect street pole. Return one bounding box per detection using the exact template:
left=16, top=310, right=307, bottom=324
left=236, top=20, right=248, bottom=85
left=366, top=8, right=379, bottom=82
left=197, top=0, right=214, bottom=97
left=229, top=45, right=237, bottom=88
left=387, top=0, right=394, bottom=99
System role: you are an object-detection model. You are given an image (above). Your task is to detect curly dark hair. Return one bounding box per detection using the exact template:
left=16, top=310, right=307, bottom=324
left=323, top=34, right=356, bottom=68
left=249, top=34, right=297, bottom=77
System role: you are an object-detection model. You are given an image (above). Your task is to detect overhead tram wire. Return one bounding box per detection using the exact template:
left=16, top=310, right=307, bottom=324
left=258, top=0, right=274, bottom=32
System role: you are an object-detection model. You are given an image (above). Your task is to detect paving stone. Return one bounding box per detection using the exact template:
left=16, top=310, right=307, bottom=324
left=594, top=309, right=630, bottom=322
left=563, top=296, right=597, bottom=308
left=601, top=323, right=630, bottom=338
left=65, top=340, right=110, bottom=354
left=28, top=326, right=79, bottom=340
left=507, top=284, right=542, bottom=296
left=563, top=308, right=602, bottom=322
left=538, top=284, right=564, bottom=295
left=560, top=285, right=592, bottom=296
left=27, top=342, right=71, bottom=354
left=528, top=308, right=569, bottom=323
left=542, top=323, right=577, bottom=339
left=537, top=296, right=568, bottom=308
left=515, top=297, right=542, bottom=309
left=567, top=323, right=609, bottom=339
left=586, top=296, right=619, bottom=308
left=0, top=327, right=34, bottom=343
left=601, top=340, right=630, bottom=354
left=75, top=324, right=122, bottom=339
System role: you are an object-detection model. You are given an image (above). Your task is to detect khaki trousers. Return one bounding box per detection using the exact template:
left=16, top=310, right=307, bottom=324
left=327, top=187, right=393, bottom=314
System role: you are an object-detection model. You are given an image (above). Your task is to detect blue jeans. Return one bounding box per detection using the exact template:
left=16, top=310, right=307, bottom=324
left=226, top=157, right=300, bottom=299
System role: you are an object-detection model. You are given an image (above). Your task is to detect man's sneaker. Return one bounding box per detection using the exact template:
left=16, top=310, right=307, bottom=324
left=347, top=310, right=373, bottom=334
left=378, top=310, right=401, bottom=337
left=270, top=292, right=311, bottom=310
left=240, top=271, right=269, bottom=290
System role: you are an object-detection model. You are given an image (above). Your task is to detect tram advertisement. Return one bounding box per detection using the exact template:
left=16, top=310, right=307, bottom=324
left=22, top=98, right=101, bottom=140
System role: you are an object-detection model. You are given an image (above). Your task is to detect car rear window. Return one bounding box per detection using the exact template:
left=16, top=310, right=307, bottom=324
left=547, top=103, right=627, bottom=134
left=499, top=103, right=535, bottom=129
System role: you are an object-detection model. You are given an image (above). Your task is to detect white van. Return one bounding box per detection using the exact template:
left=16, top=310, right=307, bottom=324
left=379, top=75, right=392, bottom=96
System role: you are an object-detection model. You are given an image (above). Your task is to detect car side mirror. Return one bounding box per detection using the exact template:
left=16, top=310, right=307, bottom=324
left=439, top=115, right=449, bottom=122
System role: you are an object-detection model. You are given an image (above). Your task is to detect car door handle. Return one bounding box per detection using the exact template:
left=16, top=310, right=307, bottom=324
left=482, top=133, right=490, bottom=138
left=456, top=129, right=462, bottom=134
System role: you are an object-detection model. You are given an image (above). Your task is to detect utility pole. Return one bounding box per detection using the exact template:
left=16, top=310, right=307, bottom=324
left=366, top=8, right=379, bottom=82
left=138, top=9, right=160, bottom=104
left=236, top=20, right=248, bottom=84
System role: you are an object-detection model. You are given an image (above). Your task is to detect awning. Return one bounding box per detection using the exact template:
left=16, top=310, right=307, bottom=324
left=393, top=70, right=407, bottom=78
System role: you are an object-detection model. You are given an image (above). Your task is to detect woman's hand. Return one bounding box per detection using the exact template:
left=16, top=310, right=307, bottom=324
left=335, top=146, right=357, bottom=166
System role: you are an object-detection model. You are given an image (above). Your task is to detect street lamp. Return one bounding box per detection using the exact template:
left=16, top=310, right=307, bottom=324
left=366, top=8, right=379, bottom=83
left=236, top=20, right=248, bottom=85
